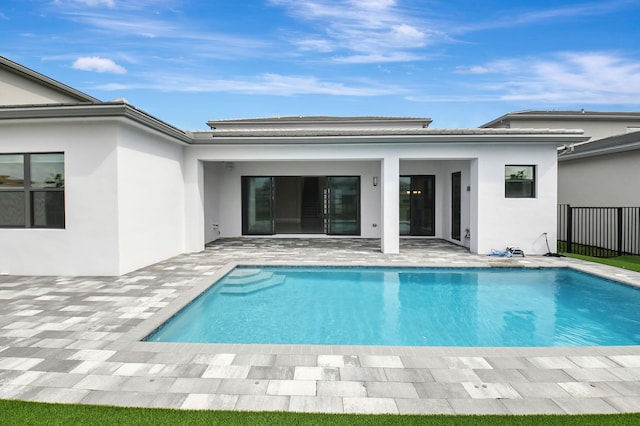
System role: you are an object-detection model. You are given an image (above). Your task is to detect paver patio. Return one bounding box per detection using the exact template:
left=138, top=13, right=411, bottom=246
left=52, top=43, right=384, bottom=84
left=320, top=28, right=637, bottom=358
left=1, top=238, right=640, bottom=414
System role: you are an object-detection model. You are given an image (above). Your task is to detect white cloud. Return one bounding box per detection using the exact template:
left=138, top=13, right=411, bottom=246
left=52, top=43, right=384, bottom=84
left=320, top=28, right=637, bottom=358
left=72, top=56, right=127, bottom=74
left=53, top=0, right=116, bottom=7
left=94, top=72, right=406, bottom=96
left=463, top=52, right=640, bottom=104
left=269, top=0, right=437, bottom=63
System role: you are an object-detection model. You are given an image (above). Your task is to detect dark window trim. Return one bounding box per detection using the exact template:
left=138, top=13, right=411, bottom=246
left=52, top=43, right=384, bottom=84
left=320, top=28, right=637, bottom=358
left=0, top=152, right=65, bottom=229
left=505, top=164, right=536, bottom=199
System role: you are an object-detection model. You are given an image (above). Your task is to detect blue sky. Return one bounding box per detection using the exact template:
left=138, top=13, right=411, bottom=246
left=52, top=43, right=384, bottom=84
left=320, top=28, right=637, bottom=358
left=2, top=0, right=640, bottom=130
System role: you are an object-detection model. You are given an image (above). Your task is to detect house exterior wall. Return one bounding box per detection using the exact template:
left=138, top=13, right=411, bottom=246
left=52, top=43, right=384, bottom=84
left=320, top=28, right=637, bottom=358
left=558, top=150, right=640, bottom=207
left=187, top=140, right=558, bottom=256
left=0, top=119, right=121, bottom=275
left=0, top=117, right=188, bottom=276
left=115, top=123, right=186, bottom=274
left=0, top=67, right=84, bottom=105
left=474, top=144, right=558, bottom=255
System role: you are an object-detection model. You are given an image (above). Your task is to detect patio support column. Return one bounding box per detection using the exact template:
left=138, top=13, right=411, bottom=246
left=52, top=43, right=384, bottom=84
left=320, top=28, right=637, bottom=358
left=381, top=156, right=400, bottom=253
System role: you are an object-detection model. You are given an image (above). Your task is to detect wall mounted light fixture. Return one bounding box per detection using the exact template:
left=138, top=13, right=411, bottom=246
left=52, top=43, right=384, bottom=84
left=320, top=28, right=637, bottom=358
left=373, top=176, right=378, bottom=186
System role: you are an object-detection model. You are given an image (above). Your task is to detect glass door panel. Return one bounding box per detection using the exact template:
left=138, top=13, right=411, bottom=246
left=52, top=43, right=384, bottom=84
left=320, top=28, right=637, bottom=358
left=242, top=177, right=273, bottom=235
left=400, top=175, right=435, bottom=236
left=451, top=172, right=461, bottom=240
left=399, top=177, right=411, bottom=235
left=327, top=176, right=360, bottom=235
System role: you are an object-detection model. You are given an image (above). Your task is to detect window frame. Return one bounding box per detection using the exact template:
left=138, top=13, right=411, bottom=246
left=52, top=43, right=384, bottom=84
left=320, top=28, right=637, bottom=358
left=0, top=152, right=65, bottom=229
left=505, top=164, right=536, bottom=199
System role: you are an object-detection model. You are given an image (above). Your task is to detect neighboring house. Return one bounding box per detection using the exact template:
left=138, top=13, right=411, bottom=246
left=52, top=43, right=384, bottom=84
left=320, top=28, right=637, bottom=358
left=0, top=57, right=587, bottom=276
left=482, top=110, right=640, bottom=142
left=557, top=131, right=640, bottom=207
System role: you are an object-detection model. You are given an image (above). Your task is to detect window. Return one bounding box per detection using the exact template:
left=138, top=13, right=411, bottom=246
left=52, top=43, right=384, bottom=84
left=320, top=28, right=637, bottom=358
left=0, top=153, right=65, bottom=228
left=505, top=165, right=535, bottom=198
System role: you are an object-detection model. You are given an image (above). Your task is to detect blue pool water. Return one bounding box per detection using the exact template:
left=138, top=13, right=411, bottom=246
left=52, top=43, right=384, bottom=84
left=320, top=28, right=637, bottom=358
left=145, top=266, right=640, bottom=346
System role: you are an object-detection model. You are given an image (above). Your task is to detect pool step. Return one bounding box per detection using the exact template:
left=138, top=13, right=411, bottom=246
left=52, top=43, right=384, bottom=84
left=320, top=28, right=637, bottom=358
left=225, top=270, right=272, bottom=285
left=221, top=272, right=286, bottom=294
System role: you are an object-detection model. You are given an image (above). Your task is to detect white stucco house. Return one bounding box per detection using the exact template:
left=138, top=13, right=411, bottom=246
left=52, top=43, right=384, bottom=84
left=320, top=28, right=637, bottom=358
left=557, top=131, right=640, bottom=207
left=482, top=110, right=640, bottom=142
left=0, top=57, right=589, bottom=276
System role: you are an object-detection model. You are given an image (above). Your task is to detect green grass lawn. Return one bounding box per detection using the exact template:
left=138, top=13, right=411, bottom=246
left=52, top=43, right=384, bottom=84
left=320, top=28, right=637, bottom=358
left=1, top=400, right=639, bottom=426
left=560, top=253, right=640, bottom=273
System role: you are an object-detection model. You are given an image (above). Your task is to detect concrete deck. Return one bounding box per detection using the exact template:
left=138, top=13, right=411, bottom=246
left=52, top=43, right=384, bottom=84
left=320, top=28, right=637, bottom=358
left=1, top=238, right=639, bottom=415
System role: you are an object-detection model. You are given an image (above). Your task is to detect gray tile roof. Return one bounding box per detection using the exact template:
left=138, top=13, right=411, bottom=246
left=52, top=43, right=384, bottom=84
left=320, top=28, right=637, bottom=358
left=558, top=131, right=640, bottom=160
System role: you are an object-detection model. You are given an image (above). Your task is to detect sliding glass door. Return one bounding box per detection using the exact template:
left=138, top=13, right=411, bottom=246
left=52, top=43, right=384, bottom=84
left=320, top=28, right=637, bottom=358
left=326, top=176, right=360, bottom=235
left=242, top=177, right=273, bottom=235
left=400, top=175, right=435, bottom=236
left=242, top=176, right=360, bottom=235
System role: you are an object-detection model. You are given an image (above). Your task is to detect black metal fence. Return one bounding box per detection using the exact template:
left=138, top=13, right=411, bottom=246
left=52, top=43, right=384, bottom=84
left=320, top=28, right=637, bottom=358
left=558, top=204, right=640, bottom=257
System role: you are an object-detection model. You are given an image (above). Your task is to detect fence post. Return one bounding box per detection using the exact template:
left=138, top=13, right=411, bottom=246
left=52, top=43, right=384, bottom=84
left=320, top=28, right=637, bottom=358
left=566, top=205, right=573, bottom=254
left=617, top=207, right=623, bottom=256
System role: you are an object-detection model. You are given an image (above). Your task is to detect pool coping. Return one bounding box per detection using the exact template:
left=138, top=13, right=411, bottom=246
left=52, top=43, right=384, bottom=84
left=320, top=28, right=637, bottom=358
left=115, top=259, right=640, bottom=356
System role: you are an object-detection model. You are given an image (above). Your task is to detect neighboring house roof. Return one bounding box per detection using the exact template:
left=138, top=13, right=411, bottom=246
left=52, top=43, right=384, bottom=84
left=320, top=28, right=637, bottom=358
left=0, top=56, right=101, bottom=104
left=481, top=110, right=640, bottom=128
left=0, top=102, right=192, bottom=144
left=558, top=131, right=640, bottom=161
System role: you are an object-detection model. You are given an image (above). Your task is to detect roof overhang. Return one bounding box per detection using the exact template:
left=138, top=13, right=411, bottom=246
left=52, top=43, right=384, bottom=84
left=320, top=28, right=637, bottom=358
left=0, top=102, right=192, bottom=144
left=192, top=128, right=588, bottom=145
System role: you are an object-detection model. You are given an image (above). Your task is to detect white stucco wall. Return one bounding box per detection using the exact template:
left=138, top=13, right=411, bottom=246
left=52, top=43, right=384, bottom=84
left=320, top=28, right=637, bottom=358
left=115, top=124, right=186, bottom=274
left=0, top=117, right=188, bottom=276
left=474, top=144, right=558, bottom=255
left=186, top=140, right=558, bottom=256
left=0, top=119, right=121, bottom=275
left=558, top=150, right=640, bottom=206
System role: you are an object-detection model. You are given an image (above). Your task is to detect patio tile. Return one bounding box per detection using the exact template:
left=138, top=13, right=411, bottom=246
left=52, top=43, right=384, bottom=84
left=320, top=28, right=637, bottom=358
left=234, top=395, right=290, bottom=412
left=247, top=366, right=294, bottom=380
left=365, top=381, right=419, bottom=399
left=217, top=378, right=269, bottom=395
left=81, top=390, right=157, bottom=408
left=610, top=355, right=640, bottom=368
left=181, top=393, right=238, bottom=410
left=2, top=239, right=640, bottom=414
left=289, top=396, right=343, bottom=413
left=168, top=378, right=222, bottom=394
left=510, top=382, right=572, bottom=399
left=394, top=398, right=453, bottom=414
left=527, top=356, right=579, bottom=369
left=359, top=355, right=403, bottom=368
left=317, top=355, right=360, bottom=368
left=29, top=387, right=91, bottom=404
left=430, top=368, right=481, bottom=383
left=317, top=380, right=366, bottom=397
left=448, top=398, right=509, bottom=415
left=558, top=382, right=621, bottom=398
left=267, top=380, right=316, bottom=396
left=606, top=396, right=640, bottom=412
left=413, top=382, right=469, bottom=399
left=343, top=397, right=398, bottom=414
left=564, top=368, right=623, bottom=382
left=339, top=367, right=386, bottom=382
left=552, top=398, right=619, bottom=414
left=383, top=367, right=433, bottom=382
left=294, top=366, right=339, bottom=381
left=501, top=398, right=565, bottom=414
left=201, top=365, right=251, bottom=379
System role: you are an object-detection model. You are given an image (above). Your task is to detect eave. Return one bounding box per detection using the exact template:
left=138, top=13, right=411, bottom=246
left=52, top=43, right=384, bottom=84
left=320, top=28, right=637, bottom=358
left=0, top=103, right=192, bottom=144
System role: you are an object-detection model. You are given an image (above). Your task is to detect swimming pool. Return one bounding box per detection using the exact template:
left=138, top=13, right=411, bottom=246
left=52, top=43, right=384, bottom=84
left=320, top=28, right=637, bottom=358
left=145, top=266, right=640, bottom=346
